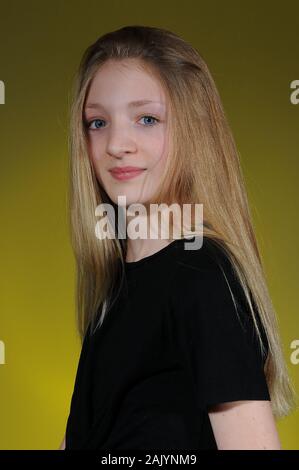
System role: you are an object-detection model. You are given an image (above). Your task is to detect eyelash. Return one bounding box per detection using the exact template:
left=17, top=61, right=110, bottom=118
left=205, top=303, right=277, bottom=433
left=84, top=115, right=160, bottom=131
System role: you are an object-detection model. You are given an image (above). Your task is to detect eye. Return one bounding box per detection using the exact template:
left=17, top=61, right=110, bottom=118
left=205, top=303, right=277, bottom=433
left=139, top=115, right=160, bottom=126
left=85, top=119, right=106, bottom=130
left=84, top=115, right=160, bottom=131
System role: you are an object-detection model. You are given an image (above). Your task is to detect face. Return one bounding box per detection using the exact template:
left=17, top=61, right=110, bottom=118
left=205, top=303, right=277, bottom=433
left=83, top=59, right=169, bottom=209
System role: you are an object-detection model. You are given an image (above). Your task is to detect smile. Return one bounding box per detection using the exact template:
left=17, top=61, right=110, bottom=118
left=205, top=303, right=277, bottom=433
left=110, top=169, right=146, bottom=181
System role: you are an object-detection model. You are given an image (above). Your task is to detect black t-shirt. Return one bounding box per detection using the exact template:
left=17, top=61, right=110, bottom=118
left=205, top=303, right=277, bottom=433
left=65, top=236, right=270, bottom=450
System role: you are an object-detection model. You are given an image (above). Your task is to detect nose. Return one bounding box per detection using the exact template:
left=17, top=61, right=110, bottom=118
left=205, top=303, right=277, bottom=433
left=106, top=123, right=137, bottom=158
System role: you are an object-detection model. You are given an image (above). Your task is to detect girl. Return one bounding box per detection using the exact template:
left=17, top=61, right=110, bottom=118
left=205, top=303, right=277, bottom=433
left=60, top=25, right=296, bottom=450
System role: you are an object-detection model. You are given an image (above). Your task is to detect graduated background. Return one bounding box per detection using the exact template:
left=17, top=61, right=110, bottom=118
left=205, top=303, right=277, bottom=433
left=0, top=0, right=298, bottom=450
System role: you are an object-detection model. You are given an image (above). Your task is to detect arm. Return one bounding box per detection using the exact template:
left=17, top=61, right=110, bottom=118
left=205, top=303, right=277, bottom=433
left=208, top=400, right=282, bottom=449
left=58, top=435, right=66, bottom=450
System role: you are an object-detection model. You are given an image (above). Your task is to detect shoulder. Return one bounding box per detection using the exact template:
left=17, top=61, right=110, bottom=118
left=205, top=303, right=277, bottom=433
left=173, top=235, right=242, bottom=298
left=174, top=235, right=234, bottom=272
left=171, top=235, right=258, bottom=336
left=171, top=235, right=268, bottom=357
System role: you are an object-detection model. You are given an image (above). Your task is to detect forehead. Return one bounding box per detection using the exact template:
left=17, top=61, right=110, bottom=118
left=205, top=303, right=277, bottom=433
left=85, top=59, right=167, bottom=109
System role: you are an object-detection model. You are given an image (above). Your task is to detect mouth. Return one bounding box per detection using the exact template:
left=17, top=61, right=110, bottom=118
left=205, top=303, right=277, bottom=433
left=109, top=168, right=146, bottom=181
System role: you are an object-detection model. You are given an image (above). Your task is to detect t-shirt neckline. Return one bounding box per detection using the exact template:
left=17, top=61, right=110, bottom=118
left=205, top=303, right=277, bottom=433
left=124, top=236, right=196, bottom=270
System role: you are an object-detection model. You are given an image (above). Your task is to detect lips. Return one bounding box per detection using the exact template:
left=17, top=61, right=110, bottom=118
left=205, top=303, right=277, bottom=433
left=109, top=166, right=145, bottom=174
left=109, top=166, right=146, bottom=181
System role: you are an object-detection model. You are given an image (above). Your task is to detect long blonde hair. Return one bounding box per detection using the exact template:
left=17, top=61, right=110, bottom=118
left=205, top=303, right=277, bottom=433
left=67, top=25, right=297, bottom=419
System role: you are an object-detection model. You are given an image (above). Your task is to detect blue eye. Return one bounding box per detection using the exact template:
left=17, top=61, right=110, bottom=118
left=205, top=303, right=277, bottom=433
left=85, top=115, right=160, bottom=131
left=140, top=115, right=159, bottom=126
left=86, top=119, right=105, bottom=130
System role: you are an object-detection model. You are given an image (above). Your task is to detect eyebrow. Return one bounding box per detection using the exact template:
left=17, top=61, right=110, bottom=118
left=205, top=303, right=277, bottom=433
left=85, top=99, right=165, bottom=110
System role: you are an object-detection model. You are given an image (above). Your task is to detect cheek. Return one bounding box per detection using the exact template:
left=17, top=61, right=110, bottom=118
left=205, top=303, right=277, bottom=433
left=86, top=137, right=106, bottom=185
left=87, top=135, right=101, bottom=163
left=144, top=130, right=169, bottom=169
left=86, top=136, right=106, bottom=172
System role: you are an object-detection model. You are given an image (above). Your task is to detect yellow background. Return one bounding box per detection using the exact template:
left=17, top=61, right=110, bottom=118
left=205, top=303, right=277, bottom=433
left=0, top=0, right=298, bottom=450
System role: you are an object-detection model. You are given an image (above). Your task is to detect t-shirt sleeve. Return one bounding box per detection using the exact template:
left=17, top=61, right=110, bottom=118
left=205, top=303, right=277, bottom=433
left=174, top=241, right=271, bottom=410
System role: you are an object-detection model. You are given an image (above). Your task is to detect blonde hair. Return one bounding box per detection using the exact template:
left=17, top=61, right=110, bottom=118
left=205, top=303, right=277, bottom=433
left=67, top=25, right=297, bottom=419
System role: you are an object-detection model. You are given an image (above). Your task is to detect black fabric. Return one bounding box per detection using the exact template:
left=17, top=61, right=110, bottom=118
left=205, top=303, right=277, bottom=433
left=65, top=236, right=270, bottom=450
